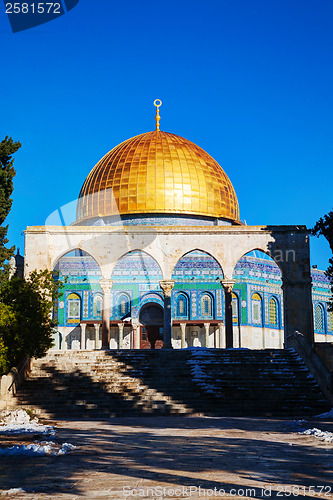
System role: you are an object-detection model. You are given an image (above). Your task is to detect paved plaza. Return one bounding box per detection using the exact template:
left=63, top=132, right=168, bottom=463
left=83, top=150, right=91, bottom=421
left=0, top=416, right=333, bottom=499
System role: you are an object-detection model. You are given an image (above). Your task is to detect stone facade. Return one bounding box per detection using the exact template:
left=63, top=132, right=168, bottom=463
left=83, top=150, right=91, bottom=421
left=23, top=223, right=324, bottom=349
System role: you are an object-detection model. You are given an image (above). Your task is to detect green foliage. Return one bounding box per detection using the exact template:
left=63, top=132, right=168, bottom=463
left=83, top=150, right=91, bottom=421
left=0, top=270, right=60, bottom=375
left=0, top=136, right=60, bottom=376
left=0, top=336, right=9, bottom=375
left=312, top=210, right=333, bottom=311
left=0, top=136, right=21, bottom=282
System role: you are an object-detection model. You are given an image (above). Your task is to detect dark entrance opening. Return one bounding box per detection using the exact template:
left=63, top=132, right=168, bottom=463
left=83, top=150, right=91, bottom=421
left=139, top=303, right=164, bottom=349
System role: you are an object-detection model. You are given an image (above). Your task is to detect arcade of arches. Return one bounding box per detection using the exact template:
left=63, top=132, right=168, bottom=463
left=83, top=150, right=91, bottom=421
left=25, top=224, right=320, bottom=350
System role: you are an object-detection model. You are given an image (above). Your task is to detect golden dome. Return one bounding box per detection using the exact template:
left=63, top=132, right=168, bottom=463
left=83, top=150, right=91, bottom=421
left=76, top=130, right=240, bottom=223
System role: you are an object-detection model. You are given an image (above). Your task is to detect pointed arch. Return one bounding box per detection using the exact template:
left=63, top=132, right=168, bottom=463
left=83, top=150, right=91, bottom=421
left=232, top=248, right=283, bottom=277
left=111, top=249, right=163, bottom=283
left=171, top=249, right=224, bottom=281
left=53, top=249, right=102, bottom=280
left=53, top=248, right=102, bottom=273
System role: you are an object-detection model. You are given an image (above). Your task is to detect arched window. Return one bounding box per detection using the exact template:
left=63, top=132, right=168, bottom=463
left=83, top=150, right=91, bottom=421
left=315, top=304, right=325, bottom=332
left=67, top=293, right=81, bottom=320
left=201, top=294, right=213, bottom=318
left=117, top=294, right=131, bottom=318
left=92, top=294, right=102, bottom=318
left=268, top=297, right=279, bottom=326
left=232, top=292, right=239, bottom=324
left=176, top=294, right=188, bottom=317
left=252, top=293, right=262, bottom=325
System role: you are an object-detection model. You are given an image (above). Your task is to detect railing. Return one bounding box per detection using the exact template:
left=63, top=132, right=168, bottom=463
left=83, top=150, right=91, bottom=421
left=0, top=357, right=32, bottom=409
left=7, top=357, right=31, bottom=393
left=287, top=331, right=333, bottom=406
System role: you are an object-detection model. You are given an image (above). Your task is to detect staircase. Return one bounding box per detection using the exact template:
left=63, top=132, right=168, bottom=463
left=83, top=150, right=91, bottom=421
left=10, top=349, right=330, bottom=419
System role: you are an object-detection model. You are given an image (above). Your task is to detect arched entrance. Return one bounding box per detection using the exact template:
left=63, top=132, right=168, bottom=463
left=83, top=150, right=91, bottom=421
left=139, top=303, right=164, bottom=349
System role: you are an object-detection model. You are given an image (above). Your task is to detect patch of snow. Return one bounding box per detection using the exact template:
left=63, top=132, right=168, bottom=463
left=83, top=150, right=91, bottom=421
left=57, top=442, right=76, bottom=455
left=315, top=408, right=333, bottom=419
left=186, top=347, right=215, bottom=355
left=0, top=441, right=76, bottom=456
left=301, top=428, right=333, bottom=443
left=225, top=348, right=250, bottom=350
left=0, top=409, right=34, bottom=425
left=0, top=410, right=55, bottom=436
left=187, top=351, right=219, bottom=395
left=1, top=488, right=27, bottom=496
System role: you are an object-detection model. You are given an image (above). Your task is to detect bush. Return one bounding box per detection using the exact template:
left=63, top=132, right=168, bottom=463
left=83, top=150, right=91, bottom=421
left=0, top=270, right=59, bottom=374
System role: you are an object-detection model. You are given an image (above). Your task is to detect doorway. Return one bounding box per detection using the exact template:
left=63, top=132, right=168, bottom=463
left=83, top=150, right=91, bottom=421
left=139, top=303, right=164, bottom=349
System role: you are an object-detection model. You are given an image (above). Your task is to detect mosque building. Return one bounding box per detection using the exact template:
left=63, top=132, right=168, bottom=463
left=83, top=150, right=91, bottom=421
left=23, top=101, right=333, bottom=351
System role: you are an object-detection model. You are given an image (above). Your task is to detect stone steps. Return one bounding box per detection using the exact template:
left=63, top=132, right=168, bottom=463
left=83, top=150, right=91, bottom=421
left=10, top=349, right=331, bottom=419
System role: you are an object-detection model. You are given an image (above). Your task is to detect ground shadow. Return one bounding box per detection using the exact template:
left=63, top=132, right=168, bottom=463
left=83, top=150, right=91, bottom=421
left=0, top=418, right=332, bottom=498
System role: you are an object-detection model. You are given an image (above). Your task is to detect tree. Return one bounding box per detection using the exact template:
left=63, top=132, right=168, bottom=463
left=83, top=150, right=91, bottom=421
left=0, top=270, right=59, bottom=374
left=0, top=136, right=21, bottom=282
left=0, top=136, right=61, bottom=376
left=312, top=210, right=333, bottom=311
left=0, top=331, right=10, bottom=375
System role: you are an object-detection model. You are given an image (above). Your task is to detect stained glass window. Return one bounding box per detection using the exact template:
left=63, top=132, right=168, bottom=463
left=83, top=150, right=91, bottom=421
left=67, top=293, right=81, bottom=319
left=269, top=297, right=278, bottom=326
left=315, top=304, right=325, bottom=332
left=252, top=293, right=262, bottom=325
left=176, top=294, right=188, bottom=317
left=201, top=294, right=212, bottom=317
left=93, top=295, right=102, bottom=317
left=232, top=292, right=239, bottom=324
left=117, top=294, right=130, bottom=317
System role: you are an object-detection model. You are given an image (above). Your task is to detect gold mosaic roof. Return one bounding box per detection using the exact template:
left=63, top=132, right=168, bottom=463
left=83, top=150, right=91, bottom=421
left=76, top=130, right=240, bottom=222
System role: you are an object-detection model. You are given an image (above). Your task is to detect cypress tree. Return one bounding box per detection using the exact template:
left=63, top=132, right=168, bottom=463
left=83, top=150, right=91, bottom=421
left=0, top=136, right=21, bottom=281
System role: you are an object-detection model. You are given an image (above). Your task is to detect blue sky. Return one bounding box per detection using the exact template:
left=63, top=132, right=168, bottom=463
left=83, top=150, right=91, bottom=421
left=1, top=0, right=332, bottom=269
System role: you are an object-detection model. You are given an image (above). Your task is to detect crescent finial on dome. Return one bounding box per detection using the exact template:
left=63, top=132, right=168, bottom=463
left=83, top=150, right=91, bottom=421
left=154, top=99, right=162, bottom=131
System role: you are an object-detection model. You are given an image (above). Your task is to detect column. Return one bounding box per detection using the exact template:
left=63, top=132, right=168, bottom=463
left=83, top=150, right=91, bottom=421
left=159, top=280, right=175, bottom=349
left=117, top=322, right=124, bottom=349
left=218, top=322, right=225, bottom=348
left=180, top=322, right=187, bottom=349
left=204, top=323, right=210, bottom=347
left=133, top=326, right=140, bottom=349
left=132, top=320, right=140, bottom=349
left=60, top=330, right=67, bottom=351
left=99, top=279, right=113, bottom=350
left=130, top=325, right=133, bottom=349
left=80, top=323, right=86, bottom=350
left=221, top=279, right=235, bottom=349
left=214, top=326, right=219, bottom=348
left=94, top=323, right=100, bottom=350
left=282, top=277, right=314, bottom=346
